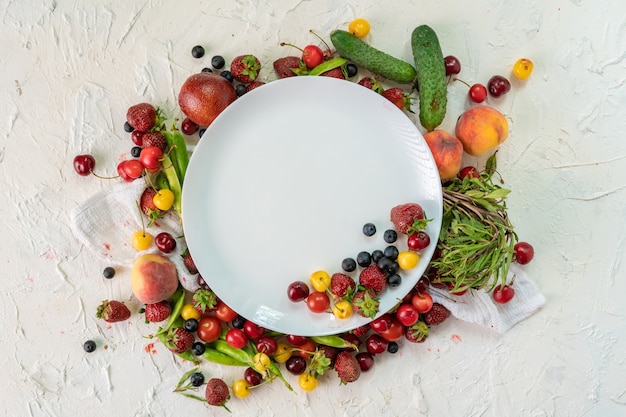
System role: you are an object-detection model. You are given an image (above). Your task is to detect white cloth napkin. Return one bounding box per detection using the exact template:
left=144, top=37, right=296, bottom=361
left=70, top=181, right=545, bottom=333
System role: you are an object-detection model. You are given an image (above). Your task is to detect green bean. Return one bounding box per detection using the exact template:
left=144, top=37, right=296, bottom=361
left=311, top=335, right=357, bottom=350
left=210, top=340, right=253, bottom=366
left=203, top=347, right=248, bottom=366
left=155, top=286, right=185, bottom=336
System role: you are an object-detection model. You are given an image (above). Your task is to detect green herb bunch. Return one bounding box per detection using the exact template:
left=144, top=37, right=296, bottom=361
left=432, top=154, right=517, bottom=293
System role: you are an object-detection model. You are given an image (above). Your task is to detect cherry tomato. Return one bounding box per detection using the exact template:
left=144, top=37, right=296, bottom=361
left=139, top=146, right=162, bottom=170
left=309, top=270, right=331, bottom=292
left=243, top=320, right=265, bottom=339
left=306, top=291, right=330, bottom=313
left=397, top=251, right=419, bottom=270
left=514, top=242, right=535, bottom=264
left=298, top=373, right=318, bottom=392
left=152, top=189, right=175, bottom=211
left=131, top=231, right=152, bottom=250
left=513, top=58, right=534, bottom=80
left=197, top=316, right=222, bottom=343
left=302, top=45, right=324, bottom=69
left=365, top=334, right=388, bottom=355
left=493, top=284, right=515, bottom=303
left=273, top=342, right=292, bottom=363
left=181, top=303, right=201, bottom=321
left=411, top=292, right=434, bottom=314
left=396, top=303, right=419, bottom=327
left=348, top=18, right=370, bottom=38
left=215, top=301, right=238, bottom=322
left=378, top=316, right=404, bottom=342
left=225, top=328, right=248, bottom=349
left=232, top=379, right=251, bottom=398
left=332, top=300, right=353, bottom=319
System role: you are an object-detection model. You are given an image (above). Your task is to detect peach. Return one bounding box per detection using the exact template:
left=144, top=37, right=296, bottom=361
left=423, top=130, right=463, bottom=180
left=131, top=254, right=179, bottom=304
left=455, top=105, right=509, bottom=156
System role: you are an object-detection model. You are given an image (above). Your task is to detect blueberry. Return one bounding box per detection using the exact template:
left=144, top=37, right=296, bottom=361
left=232, top=315, right=246, bottom=329
left=190, top=372, right=205, bottom=387
left=211, top=55, right=226, bottom=69
left=130, top=146, right=142, bottom=158
left=191, top=45, right=205, bottom=58
left=384, top=245, right=399, bottom=260
left=83, top=340, right=96, bottom=353
left=235, top=83, right=248, bottom=97
left=198, top=128, right=206, bottom=138
left=184, top=318, right=199, bottom=332
left=191, top=342, right=206, bottom=356
left=387, top=341, right=399, bottom=354
left=346, top=62, right=358, bottom=78
left=342, top=257, right=357, bottom=272
left=220, top=70, right=233, bottom=83
left=102, top=267, right=115, bottom=279
left=123, top=121, right=134, bottom=133
left=387, top=273, right=402, bottom=287
left=387, top=261, right=400, bottom=276
left=356, top=251, right=371, bottom=267
left=383, top=229, right=397, bottom=243
left=201, top=67, right=213, bottom=73
left=377, top=256, right=393, bottom=272
left=371, top=250, right=384, bottom=263
left=362, top=223, right=376, bottom=236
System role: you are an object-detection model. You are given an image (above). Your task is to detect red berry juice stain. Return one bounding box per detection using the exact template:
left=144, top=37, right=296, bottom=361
left=104, top=243, right=111, bottom=251
left=450, top=334, right=462, bottom=344
left=144, top=343, right=157, bottom=354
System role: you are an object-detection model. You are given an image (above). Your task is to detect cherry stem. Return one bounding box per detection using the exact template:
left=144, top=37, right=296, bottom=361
left=279, top=42, right=304, bottom=53
left=90, top=170, right=119, bottom=180
left=453, top=77, right=470, bottom=89
left=136, top=200, right=147, bottom=236
left=309, top=29, right=332, bottom=56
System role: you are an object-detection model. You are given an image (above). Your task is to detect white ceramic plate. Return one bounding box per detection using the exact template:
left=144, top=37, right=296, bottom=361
left=182, top=76, right=442, bottom=336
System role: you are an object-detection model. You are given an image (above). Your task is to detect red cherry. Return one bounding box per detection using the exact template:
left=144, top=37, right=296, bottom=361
left=459, top=166, right=479, bottom=179
left=155, top=232, right=176, bottom=253
left=302, top=45, right=324, bottom=68
left=122, top=159, right=144, bottom=179
left=181, top=117, right=199, bottom=135
left=139, top=146, right=163, bottom=170
left=493, top=284, right=515, bottom=303
left=487, top=75, right=511, bottom=97
left=356, top=352, right=375, bottom=372
left=514, top=242, right=535, bottom=264
left=287, top=281, right=309, bottom=302
left=407, top=231, right=430, bottom=252
left=73, top=154, right=96, bottom=176
left=117, top=161, right=133, bottom=182
left=444, top=55, right=461, bottom=76
left=131, top=130, right=144, bottom=146
left=469, top=83, right=487, bottom=103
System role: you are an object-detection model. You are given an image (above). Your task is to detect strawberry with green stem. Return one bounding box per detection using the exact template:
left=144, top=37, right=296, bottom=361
left=230, top=54, right=261, bottom=83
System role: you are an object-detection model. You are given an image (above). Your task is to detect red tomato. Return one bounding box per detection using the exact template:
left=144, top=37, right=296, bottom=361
left=306, top=291, right=330, bottom=313
left=225, top=328, right=248, bottom=349
left=243, top=320, right=265, bottom=339
left=197, top=316, right=222, bottom=343
left=378, top=317, right=404, bottom=342
left=396, top=303, right=419, bottom=327
left=411, top=292, right=434, bottom=314
left=215, top=301, right=238, bottom=322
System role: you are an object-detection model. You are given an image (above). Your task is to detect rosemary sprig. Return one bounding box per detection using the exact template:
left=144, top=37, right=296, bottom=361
left=432, top=153, right=518, bottom=292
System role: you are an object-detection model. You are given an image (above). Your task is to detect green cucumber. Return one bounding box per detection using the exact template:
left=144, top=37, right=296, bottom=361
left=411, top=25, right=447, bottom=131
left=330, top=30, right=416, bottom=84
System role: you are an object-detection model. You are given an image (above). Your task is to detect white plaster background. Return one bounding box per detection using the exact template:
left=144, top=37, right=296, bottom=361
left=1, top=0, right=625, bottom=416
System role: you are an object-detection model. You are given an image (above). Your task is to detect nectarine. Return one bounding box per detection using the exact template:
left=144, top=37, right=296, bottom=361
left=423, top=130, right=463, bottom=180
left=131, top=254, right=179, bottom=304
left=455, top=105, right=508, bottom=156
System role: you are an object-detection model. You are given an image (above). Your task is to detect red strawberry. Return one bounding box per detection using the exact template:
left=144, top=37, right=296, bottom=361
left=382, top=87, right=412, bottom=111
left=182, top=250, right=198, bottom=274
left=335, top=351, right=361, bottom=384
left=359, top=265, right=387, bottom=293
left=164, top=327, right=194, bottom=354
left=230, top=54, right=261, bottom=83
left=405, top=320, right=429, bottom=343
left=273, top=56, right=303, bottom=78
left=144, top=300, right=171, bottom=323
left=330, top=273, right=356, bottom=298
left=205, top=378, right=230, bottom=409
left=96, top=300, right=131, bottom=323
left=126, top=103, right=157, bottom=132
left=422, top=303, right=451, bottom=325
left=319, top=67, right=345, bottom=79
left=390, top=202, right=425, bottom=234
left=246, top=81, right=265, bottom=92
left=357, top=76, right=384, bottom=93
left=351, top=323, right=370, bottom=337
left=139, top=187, right=163, bottom=226
left=141, top=131, right=167, bottom=152
left=352, top=290, right=379, bottom=319
left=192, top=288, right=218, bottom=315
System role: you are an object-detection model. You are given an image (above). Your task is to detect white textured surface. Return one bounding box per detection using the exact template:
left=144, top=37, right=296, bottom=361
left=1, top=1, right=625, bottom=416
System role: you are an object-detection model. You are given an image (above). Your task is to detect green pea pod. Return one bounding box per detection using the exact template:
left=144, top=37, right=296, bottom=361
left=266, top=360, right=295, bottom=393
left=210, top=340, right=253, bottom=366
left=155, top=171, right=170, bottom=191
left=162, top=128, right=189, bottom=185
left=311, top=335, right=357, bottom=350
left=203, top=347, right=248, bottom=366
left=161, top=153, right=183, bottom=217
left=157, top=286, right=185, bottom=336
left=156, top=330, right=200, bottom=364
left=308, top=57, right=347, bottom=76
